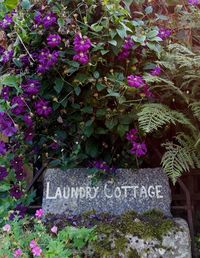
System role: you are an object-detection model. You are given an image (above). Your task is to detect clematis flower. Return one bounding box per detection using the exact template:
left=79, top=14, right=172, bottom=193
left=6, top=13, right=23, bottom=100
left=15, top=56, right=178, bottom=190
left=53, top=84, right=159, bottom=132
left=9, top=204, right=28, bottom=220
left=90, top=160, right=116, bottom=173
left=117, top=36, right=134, bottom=60
left=37, top=48, right=59, bottom=73
left=34, top=99, right=52, bottom=117
left=126, top=129, right=138, bottom=143
left=1, top=86, right=11, bottom=100
left=73, top=34, right=92, bottom=52
left=10, top=185, right=23, bottom=199
left=150, top=66, right=161, bottom=76
left=0, top=113, right=18, bottom=137
left=10, top=156, right=23, bottom=170
left=11, top=96, right=26, bottom=115
left=47, top=34, right=61, bottom=48
left=0, top=14, right=13, bottom=29
left=1, top=50, right=13, bottom=63
left=188, top=0, right=199, bottom=5
left=73, top=52, right=89, bottom=64
left=43, top=12, right=57, bottom=28
left=127, top=75, right=145, bottom=88
left=130, top=142, right=147, bottom=157
left=22, top=79, right=41, bottom=95
left=158, top=28, right=171, bottom=39
left=23, top=114, right=33, bottom=126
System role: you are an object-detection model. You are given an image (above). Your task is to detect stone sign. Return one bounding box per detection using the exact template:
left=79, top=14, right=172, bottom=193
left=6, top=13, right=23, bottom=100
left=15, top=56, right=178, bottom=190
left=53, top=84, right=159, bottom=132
left=42, top=167, right=171, bottom=217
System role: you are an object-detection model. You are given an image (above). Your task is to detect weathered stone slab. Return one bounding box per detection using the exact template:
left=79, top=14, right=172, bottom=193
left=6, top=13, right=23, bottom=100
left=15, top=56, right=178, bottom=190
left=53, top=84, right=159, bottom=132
left=42, top=167, right=171, bottom=216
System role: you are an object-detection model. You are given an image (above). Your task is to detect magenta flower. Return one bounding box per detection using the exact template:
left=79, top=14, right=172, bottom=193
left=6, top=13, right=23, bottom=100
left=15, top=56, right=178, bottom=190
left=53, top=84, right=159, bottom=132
left=117, top=36, right=134, bottom=60
left=30, top=240, right=37, bottom=249
left=34, top=99, right=52, bottom=117
left=130, top=142, right=147, bottom=157
left=73, top=34, right=92, bottom=52
left=51, top=225, right=58, bottom=234
left=2, top=224, right=11, bottom=232
left=10, top=185, right=23, bottom=199
left=126, top=129, right=138, bottom=143
left=188, top=0, right=199, bottom=5
left=13, top=248, right=22, bottom=258
left=158, top=28, right=171, bottom=39
left=43, top=12, right=57, bottom=28
left=73, top=52, right=89, bottom=64
left=127, top=75, right=145, bottom=88
left=22, top=79, right=41, bottom=95
left=0, top=141, right=7, bottom=155
left=31, top=246, right=42, bottom=257
left=150, top=66, right=161, bottom=76
left=0, top=167, right=8, bottom=181
left=142, top=84, right=153, bottom=98
left=47, top=34, right=61, bottom=47
left=35, top=208, right=43, bottom=218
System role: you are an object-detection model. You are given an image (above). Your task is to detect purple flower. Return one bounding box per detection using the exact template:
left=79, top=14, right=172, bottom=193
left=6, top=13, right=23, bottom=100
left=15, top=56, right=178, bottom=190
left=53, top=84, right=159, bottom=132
left=50, top=141, right=59, bottom=150
left=20, top=54, right=30, bottom=66
left=142, top=84, right=153, bottom=98
left=30, top=240, right=37, bottom=249
left=10, top=156, right=23, bottom=171
left=22, top=79, right=41, bottom=95
left=73, top=52, right=89, bottom=64
left=117, top=36, right=134, bottom=60
left=2, top=224, right=11, bottom=232
left=127, top=75, right=145, bottom=88
left=90, top=160, right=116, bottom=173
left=24, top=127, right=34, bottom=142
left=130, top=142, right=147, bottom=157
left=13, top=248, right=22, bottom=258
left=51, top=225, right=58, bottom=234
left=188, top=0, right=199, bottom=5
left=15, top=169, right=26, bottom=181
left=1, top=86, right=10, bottom=100
left=0, top=113, right=18, bottom=137
left=1, top=50, right=13, bottom=63
left=11, top=96, right=26, bottom=115
left=158, top=28, right=171, bottom=39
left=150, top=66, right=161, bottom=76
left=126, top=129, right=138, bottom=143
left=0, top=141, right=7, bottom=155
left=0, top=167, right=8, bottom=181
left=34, top=99, right=52, bottom=117
left=9, top=204, right=28, bottom=220
left=23, top=114, right=33, bottom=126
left=10, top=184, right=23, bottom=199
left=43, top=12, right=57, bottom=28
left=73, top=34, right=92, bottom=52
left=0, top=14, right=13, bottom=29
left=34, top=12, right=42, bottom=25
left=47, top=34, right=61, bottom=48
left=37, top=48, right=59, bottom=73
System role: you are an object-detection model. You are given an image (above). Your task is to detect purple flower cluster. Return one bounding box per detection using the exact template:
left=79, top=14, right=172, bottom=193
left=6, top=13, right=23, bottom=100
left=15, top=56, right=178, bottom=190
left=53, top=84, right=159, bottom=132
left=34, top=99, right=52, bottom=117
left=34, top=12, right=57, bottom=28
left=47, top=34, right=61, bottom=48
left=150, top=66, right=161, bottom=76
left=90, top=160, right=116, bottom=173
left=158, top=28, right=171, bottom=40
left=126, top=128, right=147, bottom=157
left=0, top=167, right=8, bottom=181
left=127, top=75, right=145, bottom=88
left=73, top=33, right=92, bottom=64
left=13, top=248, right=22, bottom=258
left=0, top=14, right=13, bottom=29
left=36, top=48, right=59, bottom=73
left=22, top=79, right=41, bottom=95
left=11, top=156, right=26, bottom=181
left=0, top=113, right=18, bottom=137
left=30, top=240, right=42, bottom=257
left=117, top=36, right=134, bottom=60
left=188, top=0, right=199, bottom=5
left=10, top=184, right=23, bottom=199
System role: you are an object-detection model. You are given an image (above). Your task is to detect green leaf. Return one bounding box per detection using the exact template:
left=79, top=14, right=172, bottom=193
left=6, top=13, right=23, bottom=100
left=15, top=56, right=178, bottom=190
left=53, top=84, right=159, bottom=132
left=93, top=71, right=100, bottom=79
left=85, top=139, right=99, bottom=158
left=108, top=40, right=117, bottom=46
left=132, top=35, right=146, bottom=44
left=4, top=0, right=19, bottom=9
left=21, top=0, right=31, bottom=9
left=0, top=183, right=10, bottom=192
left=105, top=117, right=118, bottom=129
left=54, top=78, right=64, bottom=94
left=116, top=28, right=127, bottom=39
left=146, top=30, right=158, bottom=38
left=117, top=124, right=129, bottom=137
left=82, top=106, right=93, bottom=114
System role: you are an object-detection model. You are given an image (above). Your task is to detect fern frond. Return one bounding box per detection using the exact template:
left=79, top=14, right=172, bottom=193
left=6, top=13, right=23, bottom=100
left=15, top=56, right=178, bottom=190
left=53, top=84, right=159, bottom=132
left=161, top=142, right=195, bottom=184
left=190, top=102, right=200, bottom=120
left=138, top=103, right=194, bottom=133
